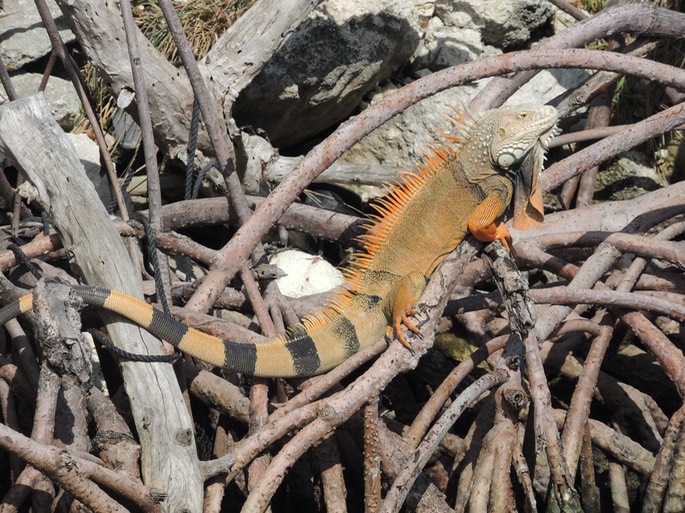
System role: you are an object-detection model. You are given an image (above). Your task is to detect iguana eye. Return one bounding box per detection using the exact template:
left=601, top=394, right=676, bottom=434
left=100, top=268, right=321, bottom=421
left=497, top=152, right=516, bottom=167
left=518, top=112, right=529, bottom=119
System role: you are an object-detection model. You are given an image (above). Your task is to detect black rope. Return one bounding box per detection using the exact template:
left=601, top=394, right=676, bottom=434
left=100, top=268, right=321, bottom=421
left=40, top=211, right=50, bottom=236
left=185, top=96, right=201, bottom=201
left=7, top=242, right=42, bottom=280
left=130, top=213, right=170, bottom=316
left=191, top=160, right=220, bottom=200
left=106, top=144, right=141, bottom=215
left=89, top=329, right=178, bottom=363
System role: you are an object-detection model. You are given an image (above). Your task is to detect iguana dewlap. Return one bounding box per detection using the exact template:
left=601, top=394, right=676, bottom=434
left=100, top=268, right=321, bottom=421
left=0, top=105, right=558, bottom=377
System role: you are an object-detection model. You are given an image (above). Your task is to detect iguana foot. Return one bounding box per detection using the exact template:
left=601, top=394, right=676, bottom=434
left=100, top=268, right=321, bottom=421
left=385, top=271, right=428, bottom=350
left=386, top=307, right=421, bottom=349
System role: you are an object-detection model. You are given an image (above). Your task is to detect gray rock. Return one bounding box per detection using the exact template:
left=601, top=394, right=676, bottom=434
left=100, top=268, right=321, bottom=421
left=233, top=0, right=421, bottom=147
left=411, top=16, right=500, bottom=71
left=0, top=0, right=75, bottom=71
left=596, top=150, right=669, bottom=202
left=507, top=68, right=590, bottom=106
left=435, top=0, right=555, bottom=49
left=67, top=133, right=112, bottom=207
left=0, top=73, right=80, bottom=129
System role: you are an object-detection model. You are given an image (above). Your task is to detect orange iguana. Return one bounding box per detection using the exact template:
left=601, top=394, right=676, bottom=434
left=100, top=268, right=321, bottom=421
left=0, top=104, right=558, bottom=377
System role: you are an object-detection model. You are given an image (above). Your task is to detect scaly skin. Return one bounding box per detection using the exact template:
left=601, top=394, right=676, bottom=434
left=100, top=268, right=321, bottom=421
left=0, top=105, right=559, bottom=377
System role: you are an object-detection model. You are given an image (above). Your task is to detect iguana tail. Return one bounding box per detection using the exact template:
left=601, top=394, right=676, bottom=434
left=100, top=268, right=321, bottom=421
left=0, top=285, right=385, bottom=377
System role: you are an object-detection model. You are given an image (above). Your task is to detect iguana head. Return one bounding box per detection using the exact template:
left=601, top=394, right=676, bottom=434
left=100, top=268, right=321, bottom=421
left=487, top=104, right=559, bottom=229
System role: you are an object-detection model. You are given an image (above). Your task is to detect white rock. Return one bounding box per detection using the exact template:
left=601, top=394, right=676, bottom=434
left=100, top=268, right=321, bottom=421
left=270, top=249, right=343, bottom=298
left=0, top=0, right=75, bottom=71
left=67, top=133, right=112, bottom=206
left=507, top=68, right=590, bottom=106
left=0, top=73, right=80, bottom=130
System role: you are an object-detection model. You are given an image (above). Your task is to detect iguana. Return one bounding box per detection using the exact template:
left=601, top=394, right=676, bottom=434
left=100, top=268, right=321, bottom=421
left=0, top=104, right=558, bottom=377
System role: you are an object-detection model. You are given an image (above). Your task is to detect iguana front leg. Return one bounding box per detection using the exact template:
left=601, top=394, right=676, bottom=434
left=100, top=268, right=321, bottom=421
left=468, top=176, right=514, bottom=251
left=384, top=271, right=428, bottom=348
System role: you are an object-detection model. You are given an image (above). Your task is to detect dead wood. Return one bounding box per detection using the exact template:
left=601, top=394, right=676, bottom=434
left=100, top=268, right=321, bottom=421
left=0, top=95, right=203, bottom=510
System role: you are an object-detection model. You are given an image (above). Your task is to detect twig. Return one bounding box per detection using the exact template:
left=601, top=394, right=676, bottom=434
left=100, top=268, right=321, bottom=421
left=533, top=287, right=685, bottom=321
left=0, top=422, right=163, bottom=513
left=158, top=0, right=273, bottom=316
left=379, top=368, right=510, bottom=513
left=204, top=416, right=231, bottom=513
left=471, top=4, right=685, bottom=109
left=554, top=411, right=655, bottom=476
left=453, top=399, right=495, bottom=511
left=312, top=434, right=348, bottom=513
left=608, top=462, right=631, bottom=513
left=547, top=0, right=589, bottom=20
left=363, top=397, right=381, bottom=513
left=576, top=90, right=614, bottom=207
left=512, top=439, right=537, bottom=512
left=658, top=430, right=685, bottom=511
left=119, top=0, right=171, bottom=300
left=404, top=334, right=508, bottom=448
left=578, top=424, right=601, bottom=513
left=0, top=466, right=49, bottom=513
left=544, top=102, right=685, bottom=191
left=642, top=404, right=685, bottom=512
left=488, top=420, right=517, bottom=512
left=35, top=0, right=129, bottom=219
left=561, top=322, right=613, bottom=477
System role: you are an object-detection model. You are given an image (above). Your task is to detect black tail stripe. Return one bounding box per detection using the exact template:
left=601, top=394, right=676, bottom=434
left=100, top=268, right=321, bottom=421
left=149, top=308, right=188, bottom=346
left=286, top=334, right=321, bottom=376
left=74, top=285, right=109, bottom=308
left=333, top=316, right=360, bottom=358
left=0, top=300, right=24, bottom=325
left=224, top=339, right=257, bottom=375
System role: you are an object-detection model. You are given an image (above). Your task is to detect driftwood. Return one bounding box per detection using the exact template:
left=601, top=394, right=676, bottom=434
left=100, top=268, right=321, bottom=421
left=0, top=94, right=202, bottom=511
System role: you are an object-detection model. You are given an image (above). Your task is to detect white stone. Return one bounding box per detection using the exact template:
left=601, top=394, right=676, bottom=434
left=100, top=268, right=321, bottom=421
left=270, top=249, right=344, bottom=298
left=0, top=0, right=75, bottom=71
left=0, top=74, right=80, bottom=130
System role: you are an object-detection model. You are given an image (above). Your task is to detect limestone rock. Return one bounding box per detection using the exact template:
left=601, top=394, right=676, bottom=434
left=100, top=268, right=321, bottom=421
left=342, top=0, right=585, bottom=184
left=411, top=16, right=500, bottom=71
left=233, top=0, right=421, bottom=148
left=341, top=85, right=482, bottom=170
left=596, top=150, right=669, bottom=202
left=0, top=0, right=75, bottom=70
left=435, top=0, right=555, bottom=49
left=0, top=73, right=80, bottom=130
left=67, top=133, right=112, bottom=207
